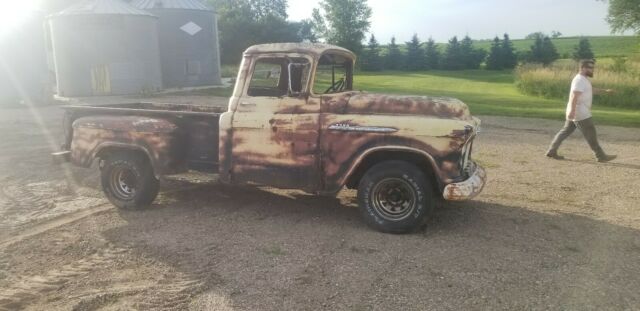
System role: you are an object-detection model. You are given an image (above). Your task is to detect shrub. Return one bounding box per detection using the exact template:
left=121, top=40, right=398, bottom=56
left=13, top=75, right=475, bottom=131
left=515, top=62, right=640, bottom=108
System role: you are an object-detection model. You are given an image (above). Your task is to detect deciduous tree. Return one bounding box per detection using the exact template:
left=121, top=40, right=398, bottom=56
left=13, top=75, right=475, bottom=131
left=210, top=0, right=302, bottom=64
left=603, top=0, right=640, bottom=34
left=309, top=0, right=372, bottom=56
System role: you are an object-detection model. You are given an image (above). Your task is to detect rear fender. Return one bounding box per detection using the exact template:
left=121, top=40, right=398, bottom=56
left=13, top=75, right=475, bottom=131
left=93, top=143, right=159, bottom=177
left=70, top=116, right=186, bottom=177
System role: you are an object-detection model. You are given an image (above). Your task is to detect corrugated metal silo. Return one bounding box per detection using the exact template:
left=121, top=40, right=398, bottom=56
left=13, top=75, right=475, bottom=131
left=48, top=0, right=162, bottom=97
left=131, top=0, right=222, bottom=88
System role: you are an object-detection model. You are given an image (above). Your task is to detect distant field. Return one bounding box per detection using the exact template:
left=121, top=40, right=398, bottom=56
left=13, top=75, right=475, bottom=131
left=473, top=36, right=639, bottom=58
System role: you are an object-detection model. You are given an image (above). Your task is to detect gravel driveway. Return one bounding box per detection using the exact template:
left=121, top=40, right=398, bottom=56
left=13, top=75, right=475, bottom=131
left=1, top=103, right=639, bottom=310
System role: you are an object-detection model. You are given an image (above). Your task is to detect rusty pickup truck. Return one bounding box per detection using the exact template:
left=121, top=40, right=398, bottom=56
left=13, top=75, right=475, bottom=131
left=53, top=43, right=486, bottom=233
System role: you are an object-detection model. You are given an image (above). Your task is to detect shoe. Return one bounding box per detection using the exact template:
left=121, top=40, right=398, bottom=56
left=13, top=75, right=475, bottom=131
left=545, top=152, right=565, bottom=160
left=597, top=154, right=617, bottom=163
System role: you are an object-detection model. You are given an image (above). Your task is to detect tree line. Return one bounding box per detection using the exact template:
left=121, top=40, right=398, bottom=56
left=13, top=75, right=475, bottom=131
left=209, top=0, right=600, bottom=70
left=361, top=33, right=597, bottom=72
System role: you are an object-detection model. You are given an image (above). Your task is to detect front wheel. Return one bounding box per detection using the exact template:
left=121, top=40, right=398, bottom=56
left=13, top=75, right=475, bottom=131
left=357, top=161, right=435, bottom=233
left=100, top=152, right=159, bottom=209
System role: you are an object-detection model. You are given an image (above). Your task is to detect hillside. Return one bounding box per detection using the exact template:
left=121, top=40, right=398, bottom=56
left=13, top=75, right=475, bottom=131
left=473, top=36, right=639, bottom=58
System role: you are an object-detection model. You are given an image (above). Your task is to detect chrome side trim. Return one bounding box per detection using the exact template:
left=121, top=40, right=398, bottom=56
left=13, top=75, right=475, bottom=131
left=328, top=123, right=398, bottom=133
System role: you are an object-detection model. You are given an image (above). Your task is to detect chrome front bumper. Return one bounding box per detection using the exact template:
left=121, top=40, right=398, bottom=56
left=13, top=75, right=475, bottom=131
left=442, top=162, right=486, bottom=201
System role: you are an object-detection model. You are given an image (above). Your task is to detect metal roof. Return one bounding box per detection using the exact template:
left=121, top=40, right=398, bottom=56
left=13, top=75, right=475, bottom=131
left=244, top=43, right=356, bottom=59
left=52, top=0, right=156, bottom=17
left=131, top=0, right=213, bottom=11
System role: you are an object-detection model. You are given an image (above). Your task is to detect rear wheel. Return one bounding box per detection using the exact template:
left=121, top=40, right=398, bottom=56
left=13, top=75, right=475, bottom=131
left=357, top=161, right=435, bottom=233
left=100, top=152, right=159, bottom=209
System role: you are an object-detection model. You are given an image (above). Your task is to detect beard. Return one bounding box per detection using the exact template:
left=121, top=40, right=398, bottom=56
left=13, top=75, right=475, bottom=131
left=586, top=71, right=594, bottom=78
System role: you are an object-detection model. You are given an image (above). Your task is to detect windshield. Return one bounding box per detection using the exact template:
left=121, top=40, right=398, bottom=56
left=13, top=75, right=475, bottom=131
left=313, top=53, right=353, bottom=95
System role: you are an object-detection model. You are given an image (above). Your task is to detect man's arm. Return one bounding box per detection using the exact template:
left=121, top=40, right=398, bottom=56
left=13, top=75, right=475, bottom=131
left=594, top=88, right=615, bottom=95
left=567, top=91, right=581, bottom=120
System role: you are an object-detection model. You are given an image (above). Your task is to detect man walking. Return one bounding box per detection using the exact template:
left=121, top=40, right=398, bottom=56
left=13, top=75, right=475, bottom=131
left=545, top=59, right=616, bottom=162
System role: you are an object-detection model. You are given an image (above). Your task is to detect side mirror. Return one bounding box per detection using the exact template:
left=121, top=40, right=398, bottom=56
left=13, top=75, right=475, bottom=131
left=288, top=62, right=309, bottom=97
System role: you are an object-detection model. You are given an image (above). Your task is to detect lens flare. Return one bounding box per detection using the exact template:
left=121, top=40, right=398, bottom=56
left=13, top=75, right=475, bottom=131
left=0, top=1, right=38, bottom=38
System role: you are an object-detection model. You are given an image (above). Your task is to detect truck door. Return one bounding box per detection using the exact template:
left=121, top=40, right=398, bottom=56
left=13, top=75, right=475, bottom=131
left=231, top=55, right=320, bottom=191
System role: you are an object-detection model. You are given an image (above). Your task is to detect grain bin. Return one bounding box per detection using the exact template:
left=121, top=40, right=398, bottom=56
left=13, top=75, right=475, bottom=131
left=48, top=0, right=162, bottom=97
left=131, top=0, right=222, bottom=88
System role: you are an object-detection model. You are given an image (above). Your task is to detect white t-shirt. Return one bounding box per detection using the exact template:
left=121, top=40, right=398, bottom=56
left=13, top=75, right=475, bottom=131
left=566, top=74, right=593, bottom=121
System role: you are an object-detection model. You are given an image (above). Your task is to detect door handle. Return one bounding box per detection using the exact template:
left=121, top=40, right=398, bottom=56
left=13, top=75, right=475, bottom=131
left=240, top=102, right=256, bottom=107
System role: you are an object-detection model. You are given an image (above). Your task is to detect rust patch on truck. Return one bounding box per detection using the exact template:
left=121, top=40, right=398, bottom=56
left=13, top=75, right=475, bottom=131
left=70, top=116, right=186, bottom=176
left=323, top=93, right=472, bottom=120
left=319, top=128, right=468, bottom=192
left=244, top=43, right=356, bottom=60
left=443, top=164, right=487, bottom=201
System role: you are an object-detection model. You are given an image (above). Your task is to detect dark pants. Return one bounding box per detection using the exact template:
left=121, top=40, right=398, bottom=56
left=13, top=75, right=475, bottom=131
left=547, top=117, right=606, bottom=158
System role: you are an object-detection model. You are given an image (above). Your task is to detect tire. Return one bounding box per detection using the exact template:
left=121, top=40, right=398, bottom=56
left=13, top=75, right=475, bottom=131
left=357, top=161, right=435, bottom=233
left=100, top=152, right=159, bottom=210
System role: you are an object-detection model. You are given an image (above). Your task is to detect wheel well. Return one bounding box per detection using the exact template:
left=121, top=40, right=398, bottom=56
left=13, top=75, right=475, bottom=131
left=345, top=150, right=441, bottom=191
left=96, top=147, right=150, bottom=167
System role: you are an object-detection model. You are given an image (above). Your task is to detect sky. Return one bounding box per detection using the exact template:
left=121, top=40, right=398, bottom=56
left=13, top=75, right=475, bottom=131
left=288, top=0, right=629, bottom=43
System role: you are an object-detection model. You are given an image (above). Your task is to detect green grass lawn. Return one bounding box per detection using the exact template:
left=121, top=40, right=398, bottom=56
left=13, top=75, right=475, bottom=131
left=355, top=70, right=640, bottom=127
left=193, top=67, right=640, bottom=127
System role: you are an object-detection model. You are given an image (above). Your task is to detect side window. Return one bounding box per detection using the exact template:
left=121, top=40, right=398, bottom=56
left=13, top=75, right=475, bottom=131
left=247, top=57, right=311, bottom=97
left=313, top=54, right=353, bottom=94
left=248, top=59, right=286, bottom=97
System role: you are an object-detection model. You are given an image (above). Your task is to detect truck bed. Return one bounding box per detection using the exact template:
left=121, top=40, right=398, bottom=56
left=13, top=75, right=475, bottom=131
left=62, top=102, right=226, bottom=116
left=62, top=102, right=225, bottom=174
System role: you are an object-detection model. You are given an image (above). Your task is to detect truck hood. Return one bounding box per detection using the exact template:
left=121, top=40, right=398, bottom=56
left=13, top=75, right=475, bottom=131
left=345, top=93, right=473, bottom=121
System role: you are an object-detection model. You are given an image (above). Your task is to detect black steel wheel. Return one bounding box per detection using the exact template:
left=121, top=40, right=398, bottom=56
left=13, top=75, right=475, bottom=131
left=357, top=161, right=435, bottom=233
left=100, top=151, right=159, bottom=209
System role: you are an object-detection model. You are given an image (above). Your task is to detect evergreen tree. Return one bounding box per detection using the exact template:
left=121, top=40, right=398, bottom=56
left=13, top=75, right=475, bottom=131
left=485, top=36, right=503, bottom=70
left=362, top=34, right=383, bottom=71
left=385, top=36, right=404, bottom=70
left=501, top=33, right=518, bottom=69
left=529, top=35, right=559, bottom=66
left=541, top=36, right=559, bottom=65
left=460, top=36, right=486, bottom=69
left=405, top=34, right=424, bottom=71
left=460, top=36, right=474, bottom=68
left=530, top=35, right=544, bottom=62
left=442, top=36, right=463, bottom=70
left=424, top=37, right=440, bottom=70
left=572, top=37, right=595, bottom=61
